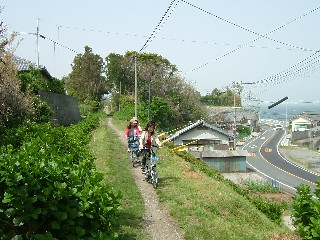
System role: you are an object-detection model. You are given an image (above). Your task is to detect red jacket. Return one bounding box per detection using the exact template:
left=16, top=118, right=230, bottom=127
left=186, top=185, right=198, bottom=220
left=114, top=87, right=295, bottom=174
left=125, top=126, right=140, bottom=137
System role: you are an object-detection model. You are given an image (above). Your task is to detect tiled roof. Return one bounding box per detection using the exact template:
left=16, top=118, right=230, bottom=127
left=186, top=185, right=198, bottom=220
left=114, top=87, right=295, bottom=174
left=294, top=111, right=320, bottom=122
left=13, top=55, right=52, bottom=79
left=172, top=120, right=234, bottom=139
left=13, top=55, right=37, bottom=71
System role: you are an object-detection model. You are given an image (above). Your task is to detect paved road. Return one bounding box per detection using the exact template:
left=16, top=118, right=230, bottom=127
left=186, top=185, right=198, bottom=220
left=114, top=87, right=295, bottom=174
left=243, top=129, right=320, bottom=194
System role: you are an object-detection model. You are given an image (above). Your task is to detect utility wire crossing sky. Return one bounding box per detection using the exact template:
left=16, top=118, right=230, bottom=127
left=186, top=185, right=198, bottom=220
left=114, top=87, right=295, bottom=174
left=2, top=0, right=320, bottom=104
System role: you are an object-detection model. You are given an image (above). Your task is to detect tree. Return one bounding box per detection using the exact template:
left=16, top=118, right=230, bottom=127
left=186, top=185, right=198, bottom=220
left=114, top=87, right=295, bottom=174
left=107, top=50, right=208, bottom=128
left=0, top=22, right=34, bottom=128
left=66, top=46, right=106, bottom=101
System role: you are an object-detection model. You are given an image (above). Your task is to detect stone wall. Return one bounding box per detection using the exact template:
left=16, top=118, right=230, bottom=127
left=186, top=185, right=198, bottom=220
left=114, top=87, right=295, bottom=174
left=38, top=91, right=81, bottom=126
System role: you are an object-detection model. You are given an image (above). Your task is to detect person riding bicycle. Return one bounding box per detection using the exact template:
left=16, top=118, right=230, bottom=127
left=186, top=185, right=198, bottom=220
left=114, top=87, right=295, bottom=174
left=139, top=121, right=161, bottom=171
left=125, top=118, right=141, bottom=152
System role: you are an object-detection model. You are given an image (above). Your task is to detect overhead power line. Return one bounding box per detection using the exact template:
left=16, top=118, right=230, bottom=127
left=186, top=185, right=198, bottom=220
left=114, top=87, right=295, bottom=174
left=37, top=19, right=314, bottom=53
left=181, top=0, right=320, bottom=74
left=181, top=0, right=319, bottom=52
left=20, top=31, right=79, bottom=54
left=38, top=34, right=79, bottom=54
left=139, top=0, right=180, bottom=52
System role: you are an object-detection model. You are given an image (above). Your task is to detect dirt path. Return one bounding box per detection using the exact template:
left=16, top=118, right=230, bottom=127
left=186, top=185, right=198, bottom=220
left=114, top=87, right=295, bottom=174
left=107, top=117, right=184, bottom=240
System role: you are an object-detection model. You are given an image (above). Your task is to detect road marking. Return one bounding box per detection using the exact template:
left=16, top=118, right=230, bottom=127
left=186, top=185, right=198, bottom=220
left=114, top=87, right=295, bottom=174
left=259, top=130, right=315, bottom=185
left=265, top=148, right=272, bottom=153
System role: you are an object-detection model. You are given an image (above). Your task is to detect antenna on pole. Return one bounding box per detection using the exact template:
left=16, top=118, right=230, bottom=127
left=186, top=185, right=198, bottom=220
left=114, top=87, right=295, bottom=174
left=36, top=18, right=40, bottom=68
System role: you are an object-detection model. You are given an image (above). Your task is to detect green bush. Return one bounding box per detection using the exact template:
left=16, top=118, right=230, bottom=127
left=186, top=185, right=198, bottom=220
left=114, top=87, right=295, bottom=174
left=243, top=179, right=281, bottom=193
left=31, top=98, right=53, bottom=123
left=78, top=100, right=100, bottom=116
left=0, top=114, right=121, bottom=239
left=292, top=183, right=320, bottom=239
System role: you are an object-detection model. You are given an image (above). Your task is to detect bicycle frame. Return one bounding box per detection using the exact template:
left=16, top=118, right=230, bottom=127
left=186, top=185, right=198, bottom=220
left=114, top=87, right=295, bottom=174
left=141, top=146, right=159, bottom=188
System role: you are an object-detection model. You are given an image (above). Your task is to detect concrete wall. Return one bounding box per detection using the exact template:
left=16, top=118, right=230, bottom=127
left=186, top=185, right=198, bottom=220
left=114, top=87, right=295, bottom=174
left=38, top=91, right=81, bottom=126
left=203, top=156, right=247, bottom=173
left=292, top=130, right=309, bottom=141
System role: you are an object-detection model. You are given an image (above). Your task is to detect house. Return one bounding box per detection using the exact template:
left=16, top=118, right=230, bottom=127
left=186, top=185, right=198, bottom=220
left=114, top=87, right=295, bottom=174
left=170, top=120, right=235, bottom=151
left=291, top=111, right=320, bottom=142
left=169, top=120, right=249, bottom=173
left=14, top=55, right=52, bottom=80
left=13, top=56, right=81, bottom=126
left=292, top=111, right=320, bottom=132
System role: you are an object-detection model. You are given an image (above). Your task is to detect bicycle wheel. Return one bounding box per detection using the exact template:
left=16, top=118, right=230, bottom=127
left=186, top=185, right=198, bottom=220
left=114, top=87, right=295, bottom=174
left=131, top=151, right=135, bottom=167
left=151, top=168, right=158, bottom=189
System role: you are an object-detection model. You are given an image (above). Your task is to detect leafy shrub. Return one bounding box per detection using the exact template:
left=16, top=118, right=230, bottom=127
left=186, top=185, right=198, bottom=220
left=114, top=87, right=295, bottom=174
left=243, top=179, right=281, bottom=193
left=0, top=114, right=121, bottom=239
left=78, top=99, right=100, bottom=116
left=250, top=196, right=284, bottom=225
left=31, top=97, right=53, bottom=123
left=292, top=183, right=320, bottom=239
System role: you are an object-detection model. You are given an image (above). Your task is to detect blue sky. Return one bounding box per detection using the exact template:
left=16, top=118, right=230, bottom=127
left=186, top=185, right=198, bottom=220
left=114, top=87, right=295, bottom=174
left=2, top=0, right=320, bottom=104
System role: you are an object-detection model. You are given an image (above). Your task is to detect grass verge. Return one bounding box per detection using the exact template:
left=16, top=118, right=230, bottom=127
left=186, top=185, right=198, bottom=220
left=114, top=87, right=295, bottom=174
left=89, top=115, right=149, bottom=240
left=94, top=116, right=299, bottom=240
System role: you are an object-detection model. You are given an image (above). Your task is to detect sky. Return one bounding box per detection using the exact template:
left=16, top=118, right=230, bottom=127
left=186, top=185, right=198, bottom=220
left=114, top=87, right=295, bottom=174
left=1, top=0, right=320, bottom=106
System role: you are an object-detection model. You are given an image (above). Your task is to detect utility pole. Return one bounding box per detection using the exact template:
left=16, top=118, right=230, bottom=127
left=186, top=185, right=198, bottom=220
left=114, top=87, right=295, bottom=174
left=36, top=18, right=40, bottom=67
left=134, top=55, right=137, bottom=118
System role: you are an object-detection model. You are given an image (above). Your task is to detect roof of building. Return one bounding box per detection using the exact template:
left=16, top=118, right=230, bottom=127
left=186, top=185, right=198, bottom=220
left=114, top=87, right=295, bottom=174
left=172, top=119, right=234, bottom=140
left=191, top=150, right=250, bottom=158
left=13, top=55, right=52, bottom=79
left=293, top=111, right=320, bottom=122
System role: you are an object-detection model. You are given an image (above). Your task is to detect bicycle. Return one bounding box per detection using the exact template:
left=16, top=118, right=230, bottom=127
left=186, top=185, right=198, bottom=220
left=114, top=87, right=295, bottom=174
left=128, top=142, right=141, bottom=167
left=141, top=146, right=160, bottom=189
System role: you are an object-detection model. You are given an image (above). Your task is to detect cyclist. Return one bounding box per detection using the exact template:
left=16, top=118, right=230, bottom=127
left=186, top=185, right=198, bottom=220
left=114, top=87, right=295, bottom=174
left=125, top=118, right=141, bottom=152
left=132, top=117, right=142, bottom=132
left=139, top=121, right=162, bottom=171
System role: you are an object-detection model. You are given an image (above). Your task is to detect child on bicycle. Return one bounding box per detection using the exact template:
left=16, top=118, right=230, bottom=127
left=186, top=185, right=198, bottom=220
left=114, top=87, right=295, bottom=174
left=125, top=118, right=141, bottom=152
left=139, top=121, right=162, bottom=171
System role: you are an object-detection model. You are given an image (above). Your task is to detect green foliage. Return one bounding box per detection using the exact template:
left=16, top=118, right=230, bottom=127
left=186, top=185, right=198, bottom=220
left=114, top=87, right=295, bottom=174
left=173, top=149, right=285, bottom=224
left=243, top=179, right=281, bottom=193
left=292, top=182, right=320, bottom=239
left=18, top=67, right=48, bottom=93
left=250, top=196, right=285, bottom=225
left=66, top=46, right=107, bottom=101
left=201, top=87, right=241, bottom=107
left=236, top=125, right=251, bottom=139
left=18, top=67, right=65, bottom=94
left=107, top=51, right=207, bottom=128
left=78, top=99, right=100, bottom=116
left=31, top=98, right=53, bottom=123
left=0, top=115, right=121, bottom=239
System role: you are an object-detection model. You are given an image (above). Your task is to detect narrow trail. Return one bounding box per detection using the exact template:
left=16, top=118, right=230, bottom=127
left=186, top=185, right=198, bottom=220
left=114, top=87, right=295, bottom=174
left=107, top=117, right=184, bottom=240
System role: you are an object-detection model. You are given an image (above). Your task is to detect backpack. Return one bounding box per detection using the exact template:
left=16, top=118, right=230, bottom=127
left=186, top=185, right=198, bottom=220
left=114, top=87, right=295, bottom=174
left=128, top=128, right=138, bottom=143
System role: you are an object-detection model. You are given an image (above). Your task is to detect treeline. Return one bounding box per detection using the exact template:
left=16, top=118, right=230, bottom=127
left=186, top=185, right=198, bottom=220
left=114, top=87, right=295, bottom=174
left=62, top=48, right=208, bottom=129
left=200, top=85, right=242, bottom=107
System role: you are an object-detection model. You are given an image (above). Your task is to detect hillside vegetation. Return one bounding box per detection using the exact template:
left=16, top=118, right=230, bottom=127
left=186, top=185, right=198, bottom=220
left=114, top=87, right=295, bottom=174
left=91, top=116, right=299, bottom=240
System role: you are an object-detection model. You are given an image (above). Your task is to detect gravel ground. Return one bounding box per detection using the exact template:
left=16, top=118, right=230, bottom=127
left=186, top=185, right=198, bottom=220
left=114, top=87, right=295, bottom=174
left=279, top=147, right=320, bottom=174
left=107, top=118, right=184, bottom=240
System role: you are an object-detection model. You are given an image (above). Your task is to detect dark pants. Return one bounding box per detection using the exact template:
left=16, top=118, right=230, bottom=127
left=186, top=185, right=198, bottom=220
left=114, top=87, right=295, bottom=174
left=141, top=149, right=151, bottom=168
